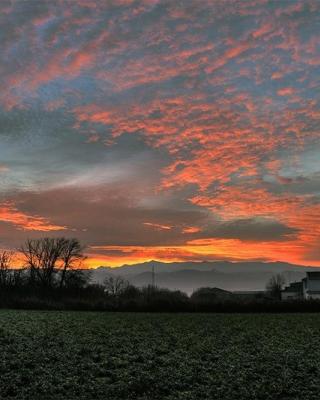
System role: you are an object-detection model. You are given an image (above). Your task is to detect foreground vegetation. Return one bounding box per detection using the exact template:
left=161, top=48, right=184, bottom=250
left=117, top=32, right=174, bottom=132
left=0, top=311, right=320, bottom=399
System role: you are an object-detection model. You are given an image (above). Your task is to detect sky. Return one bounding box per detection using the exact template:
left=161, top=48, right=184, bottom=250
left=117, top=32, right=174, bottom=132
left=0, top=0, right=319, bottom=268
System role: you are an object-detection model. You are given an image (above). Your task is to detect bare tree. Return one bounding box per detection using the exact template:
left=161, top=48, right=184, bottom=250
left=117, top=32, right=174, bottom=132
left=0, top=251, right=13, bottom=288
left=266, top=273, right=286, bottom=299
left=20, top=238, right=64, bottom=287
left=103, top=275, right=129, bottom=296
left=59, top=238, right=86, bottom=288
left=19, top=238, right=85, bottom=289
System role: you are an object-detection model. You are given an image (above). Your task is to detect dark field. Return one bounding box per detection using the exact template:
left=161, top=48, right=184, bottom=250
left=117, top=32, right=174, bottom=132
left=0, top=311, right=319, bottom=399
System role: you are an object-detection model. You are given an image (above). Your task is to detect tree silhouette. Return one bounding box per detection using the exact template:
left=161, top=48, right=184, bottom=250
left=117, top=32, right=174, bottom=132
left=266, top=274, right=286, bottom=300
left=103, top=275, right=129, bottom=296
left=20, top=238, right=85, bottom=289
left=59, top=238, right=86, bottom=288
left=0, top=251, right=13, bottom=288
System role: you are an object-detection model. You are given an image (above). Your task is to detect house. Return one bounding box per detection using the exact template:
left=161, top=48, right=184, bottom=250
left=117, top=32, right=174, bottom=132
left=302, top=272, right=320, bottom=300
left=281, top=272, right=320, bottom=300
left=281, top=281, right=303, bottom=300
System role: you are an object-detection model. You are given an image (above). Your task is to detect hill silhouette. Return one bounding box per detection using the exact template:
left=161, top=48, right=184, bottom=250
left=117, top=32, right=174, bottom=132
left=91, top=260, right=318, bottom=294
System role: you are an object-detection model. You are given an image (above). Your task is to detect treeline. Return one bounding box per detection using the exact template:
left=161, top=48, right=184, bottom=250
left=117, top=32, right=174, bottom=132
left=1, top=237, right=320, bottom=312
left=2, top=277, right=320, bottom=312
left=0, top=237, right=94, bottom=309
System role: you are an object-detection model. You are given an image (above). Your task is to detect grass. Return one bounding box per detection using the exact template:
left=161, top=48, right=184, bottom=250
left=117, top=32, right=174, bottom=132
left=0, top=311, right=319, bottom=399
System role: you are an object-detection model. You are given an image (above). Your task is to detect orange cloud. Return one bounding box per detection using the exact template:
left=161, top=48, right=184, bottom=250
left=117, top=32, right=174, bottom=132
left=252, top=22, right=273, bottom=39
left=0, top=203, right=66, bottom=231
left=277, top=87, right=296, bottom=96
left=143, top=222, right=173, bottom=230
left=87, top=235, right=316, bottom=268
left=182, top=226, right=201, bottom=234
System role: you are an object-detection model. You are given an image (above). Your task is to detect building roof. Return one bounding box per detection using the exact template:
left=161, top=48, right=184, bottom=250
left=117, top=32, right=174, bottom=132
left=282, top=281, right=303, bottom=293
left=307, top=272, right=320, bottom=280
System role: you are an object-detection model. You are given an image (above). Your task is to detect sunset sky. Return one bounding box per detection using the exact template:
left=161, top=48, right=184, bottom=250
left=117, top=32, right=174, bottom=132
left=0, top=0, right=319, bottom=267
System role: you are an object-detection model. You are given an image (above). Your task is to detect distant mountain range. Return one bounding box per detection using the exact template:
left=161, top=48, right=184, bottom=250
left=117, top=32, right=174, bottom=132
left=90, top=260, right=319, bottom=294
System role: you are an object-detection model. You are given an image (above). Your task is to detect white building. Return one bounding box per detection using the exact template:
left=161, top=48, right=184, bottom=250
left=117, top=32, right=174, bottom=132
left=281, top=272, right=320, bottom=300
left=302, top=272, right=320, bottom=300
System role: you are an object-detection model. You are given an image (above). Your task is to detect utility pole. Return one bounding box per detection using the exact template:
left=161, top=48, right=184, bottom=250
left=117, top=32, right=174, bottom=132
left=152, top=263, right=155, bottom=288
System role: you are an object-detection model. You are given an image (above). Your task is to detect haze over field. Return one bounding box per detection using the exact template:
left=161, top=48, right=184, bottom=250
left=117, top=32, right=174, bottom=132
left=91, top=260, right=317, bottom=294
left=0, top=0, right=319, bottom=268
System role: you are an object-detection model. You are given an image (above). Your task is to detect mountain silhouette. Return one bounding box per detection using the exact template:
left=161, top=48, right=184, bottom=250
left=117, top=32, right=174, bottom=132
left=91, top=260, right=318, bottom=294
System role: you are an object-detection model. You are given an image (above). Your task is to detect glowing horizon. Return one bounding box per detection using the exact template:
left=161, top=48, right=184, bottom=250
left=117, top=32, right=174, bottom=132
left=0, top=0, right=319, bottom=268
